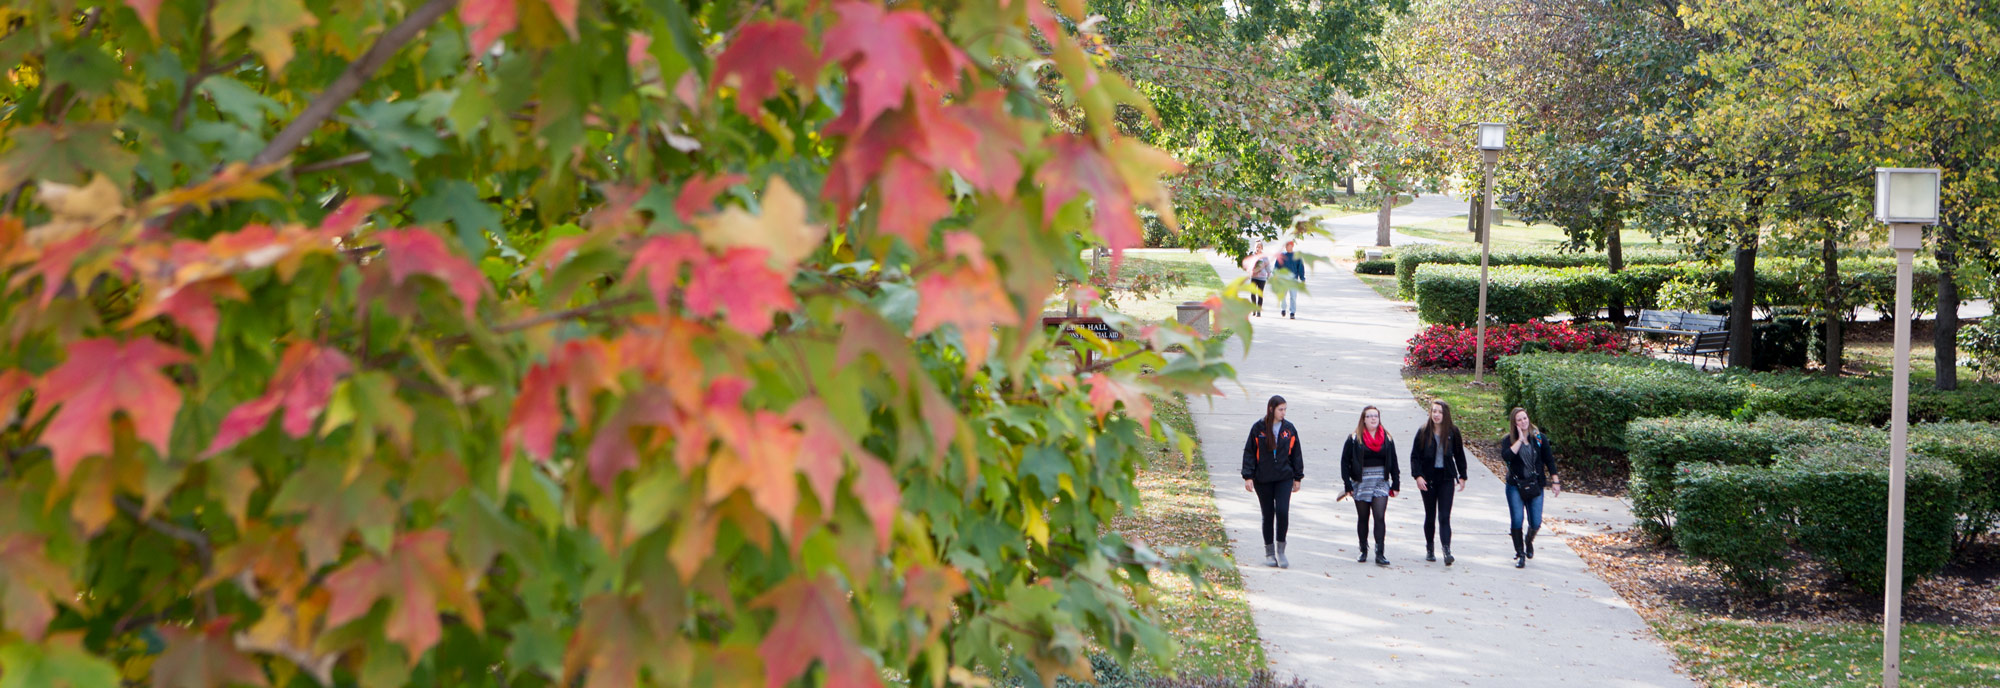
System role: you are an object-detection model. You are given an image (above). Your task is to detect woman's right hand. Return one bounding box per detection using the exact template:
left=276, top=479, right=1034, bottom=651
left=1415, top=477, right=1429, bottom=492
left=1244, top=479, right=1255, bottom=492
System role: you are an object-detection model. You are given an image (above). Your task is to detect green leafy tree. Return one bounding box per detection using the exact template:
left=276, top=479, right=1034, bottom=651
left=0, top=0, right=1244, bottom=686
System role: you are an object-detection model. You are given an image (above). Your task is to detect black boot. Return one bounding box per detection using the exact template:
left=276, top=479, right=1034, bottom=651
left=1357, top=539, right=1369, bottom=563
left=1426, top=542, right=1437, bottom=563
left=1526, top=527, right=1539, bottom=559
left=1375, top=546, right=1390, bottom=566
left=1510, top=528, right=1526, bottom=568
left=1443, top=544, right=1455, bottom=566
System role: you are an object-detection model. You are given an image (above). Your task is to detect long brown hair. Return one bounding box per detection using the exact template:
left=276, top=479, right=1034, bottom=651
left=1261, top=395, right=1287, bottom=444
left=1421, top=400, right=1457, bottom=445
left=1352, top=405, right=1387, bottom=441
left=1503, top=406, right=1540, bottom=444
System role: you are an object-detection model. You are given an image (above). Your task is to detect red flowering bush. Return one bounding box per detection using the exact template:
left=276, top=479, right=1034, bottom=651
left=1405, top=321, right=1625, bottom=369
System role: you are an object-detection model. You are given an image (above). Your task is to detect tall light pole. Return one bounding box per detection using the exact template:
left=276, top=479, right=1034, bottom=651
left=1473, top=123, right=1506, bottom=383
left=1872, top=166, right=1939, bottom=688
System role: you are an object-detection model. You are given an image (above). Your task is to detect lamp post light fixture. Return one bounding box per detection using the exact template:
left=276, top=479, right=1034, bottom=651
left=1873, top=166, right=1939, bottom=688
left=1473, top=123, right=1506, bottom=383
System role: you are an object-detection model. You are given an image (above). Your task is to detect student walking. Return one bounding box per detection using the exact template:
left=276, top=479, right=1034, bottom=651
left=1241, top=395, right=1304, bottom=568
left=1500, top=407, right=1561, bottom=569
left=1411, top=400, right=1469, bottom=565
left=1245, top=241, right=1272, bottom=317
left=1340, top=405, right=1400, bottom=566
left=1278, top=239, right=1305, bottom=319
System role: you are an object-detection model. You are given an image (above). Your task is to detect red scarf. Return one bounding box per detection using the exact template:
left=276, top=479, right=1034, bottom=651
left=1361, top=427, right=1386, bottom=452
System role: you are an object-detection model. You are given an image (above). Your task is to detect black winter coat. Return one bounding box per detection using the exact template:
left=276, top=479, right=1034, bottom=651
left=1409, top=428, right=1469, bottom=484
left=1240, top=420, right=1304, bottom=483
left=1339, top=434, right=1401, bottom=494
left=1499, top=432, right=1558, bottom=494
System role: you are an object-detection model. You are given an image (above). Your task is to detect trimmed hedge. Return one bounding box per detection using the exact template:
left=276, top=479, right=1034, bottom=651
left=1629, top=415, right=1882, bottom=537
left=1497, top=354, right=1747, bottom=460
left=1673, top=463, right=1794, bottom=594
left=1910, top=422, right=2000, bottom=547
left=1354, top=258, right=1395, bottom=275
left=1778, top=445, right=1962, bottom=592
left=1392, top=243, right=1685, bottom=300
left=1734, top=371, right=2000, bottom=426
left=1411, top=264, right=1569, bottom=325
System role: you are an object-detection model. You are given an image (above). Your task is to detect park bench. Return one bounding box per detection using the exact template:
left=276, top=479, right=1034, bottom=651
left=1625, top=309, right=1730, bottom=367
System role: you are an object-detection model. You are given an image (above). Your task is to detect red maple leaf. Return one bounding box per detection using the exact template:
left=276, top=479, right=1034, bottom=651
left=624, top=234, right=704, bottom=311
left=834, top=307, right=914, bottom=386
left=12, top=233, right=94, bottom=307
left=323, top=530, right=484, bottom=663
left=1037, top=134, right=1144, bottom=251
left=460, top=0, right=517, bottom=55
left=626, top=32, right=652, bottom=68
left=130, top=277, right=248, bottom=350
left=0, top=370, right=29, bottom=427
left=1087, top=374, right=1153, bottom=430
left=124, top=0, right=166, bottom=36
left=912, top=234, right=1016, bottom=375
left=823, top=2, right=969, bottom=133
left=585, top=387, right=679, bottom=491
left=714, top=21, right=820, bottom=118
left=876, top=156, right=951, bottom=246
left=208, top=341, right=353, bottom=455
left=674, top=173, right=747, bottom=222
left=373, top=228, right=490, bottom=319
left=925, top=90, right=1024, bottom=199
left=318, top=196, right=389, bottom=238
left=755, top=576, right=882, bottom=688
left=153, top=618, right=270, bottom=688
left=503, top=360, right=562, bottom=461
left=854, top=456, right=901, bottom=552
left=0, top=534, right=76, bottom=642
left=546, top=0, right=578, bottom=38
left=787, top=399, right=863, bottom=514
left=684, top=247, right=797, bottom=335
left=31, top=338, right=189, bottom=480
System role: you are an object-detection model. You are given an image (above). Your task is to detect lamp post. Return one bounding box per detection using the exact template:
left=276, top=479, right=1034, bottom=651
left=1473, top=123, right=1506, bottom=383
left=1873, top=166, right=1939, bottom=688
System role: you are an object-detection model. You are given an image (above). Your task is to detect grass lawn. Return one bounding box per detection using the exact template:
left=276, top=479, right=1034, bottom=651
left=1402, top=370, right=1508, bottom=442
left=1395, top=214, right=1675, bottom=251
left=1841, top=340, right=1979, bottom=382
left=1106, top=252, right=1225, bottom=323
left=1111, top=393, right=1265, bottom=680
left=1656, top=617, right=2000, bottom=688
left=1356, top=272, right=1401, bottom=302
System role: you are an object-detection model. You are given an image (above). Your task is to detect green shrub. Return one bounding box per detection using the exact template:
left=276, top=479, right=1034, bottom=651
left=1354, top=258, right=1396, bottom=275
left=1735, top=373, right=2000, bottom=426
left=1628, top=415, right=1882, bottom=537
left=1751, top=315, right=1813, bottom=371
left=1412, top=264, right=1567, bottom=324
left=1497, top=354, right=1746, bottom=459
left=1910, top=422, right=2000, bottom=547
left=1673, top=463, right=1795, bottom=595
left=1959, top=318, right=2000, bottom=382
left=1778, top=444, right=1962, bottom=592
left=1392, top=244, right=1685, bottom=300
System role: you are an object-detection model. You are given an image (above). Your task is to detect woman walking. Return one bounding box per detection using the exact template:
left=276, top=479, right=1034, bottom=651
left=1500, top=407, right=1560, bottom=569
left=1340, top=405, right=1399, bottom=566
left=1241, top=395, right=1304, bottom=568
left=1245, top=241, right=1272, bottom=317
left=1411, top=400, right=1469, bottom=565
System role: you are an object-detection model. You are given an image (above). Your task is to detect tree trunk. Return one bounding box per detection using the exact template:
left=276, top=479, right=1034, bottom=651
left=1607, top=219, right=1627, bottom=325
left=1936, top=223, right=1961, bottom=390
left=1729, top=234, right=1757, bottom=369
left=1345, top=175, right=1356, bottom=196
left=1376, top=192, right=1393, bottom=247
left=1821, top=232, right=1843, bottom=376
left=1467, top=192, right=1480, bottom=237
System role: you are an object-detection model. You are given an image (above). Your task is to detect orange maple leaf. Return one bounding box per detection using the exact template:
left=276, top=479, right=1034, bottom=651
left=31, top=338, right=189, bottom=480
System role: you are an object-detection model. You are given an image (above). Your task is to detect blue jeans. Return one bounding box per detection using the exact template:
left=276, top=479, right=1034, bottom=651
left=1282, top=288, right=1298, bottom=314
left=1505, top=484, right=1545, bottom=531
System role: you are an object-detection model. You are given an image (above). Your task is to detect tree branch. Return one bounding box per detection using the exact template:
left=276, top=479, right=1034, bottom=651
left=293, top=152, right=373, bottom=175
left=248, top=0, right=457, bottom=168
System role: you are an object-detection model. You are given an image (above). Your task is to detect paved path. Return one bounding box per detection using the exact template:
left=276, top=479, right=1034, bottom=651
left=1186, top=216, right=1693, bottom=687
left=1305, top=193, right=1471, bottom=247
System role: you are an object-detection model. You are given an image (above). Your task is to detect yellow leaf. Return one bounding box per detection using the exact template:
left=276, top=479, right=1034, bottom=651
left=36, top=174, right=125, bottom=228
left=695, top=175, right=825, bottom=272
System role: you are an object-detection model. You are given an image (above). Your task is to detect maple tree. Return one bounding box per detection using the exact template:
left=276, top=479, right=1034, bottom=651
left=0, top=0, right=1249, bottom=686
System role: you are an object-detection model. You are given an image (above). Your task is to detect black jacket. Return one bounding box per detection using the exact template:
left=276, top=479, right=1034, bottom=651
left=1499, top=432, right=1558, bottom=492
left=1409, top=427, right=1469, bottom=484
left=1339, top=433, right=1401, bottom=494
left=1240, top=420, right=1304, bottom=483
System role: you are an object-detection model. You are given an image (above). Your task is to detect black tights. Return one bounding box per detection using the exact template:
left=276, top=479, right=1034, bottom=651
left=1253, top=480, right=1292, bottom=545
left=1353, top=496, right=1387, bottom=549
left=1251, top=279, right=1267, bottom=311
left=1421, top=479, right=1455, bottom=548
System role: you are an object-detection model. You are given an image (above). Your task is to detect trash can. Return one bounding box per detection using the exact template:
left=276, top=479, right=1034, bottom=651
left=1177, top=301, right=1211, bottom=336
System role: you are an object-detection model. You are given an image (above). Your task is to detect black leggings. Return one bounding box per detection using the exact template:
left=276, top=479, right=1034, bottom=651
left=1251, top=278, right=1267, bottom=309
left=1253, top=480, right=1292, bottom=545
left=1354, top=495, right=1388, bottom=549
left=1420, top=477, right=1455, bottom=548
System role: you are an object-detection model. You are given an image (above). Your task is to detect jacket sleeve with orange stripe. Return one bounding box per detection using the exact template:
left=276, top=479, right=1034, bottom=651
left=1288, top=422, right=1304, bottom=482
left=1241, top=424, right=1259, bottom=480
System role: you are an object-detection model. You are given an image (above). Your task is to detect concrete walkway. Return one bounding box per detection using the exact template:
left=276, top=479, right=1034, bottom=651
left=1186, top=218, right=1694, bottom=686
left=1304, top=193, right=1470, bottom=247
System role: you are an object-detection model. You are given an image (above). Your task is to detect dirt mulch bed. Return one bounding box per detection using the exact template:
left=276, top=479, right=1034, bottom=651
left=1464, top=442, right=1628, bottom=498
left=1568, top=529, right=2000, bottom=627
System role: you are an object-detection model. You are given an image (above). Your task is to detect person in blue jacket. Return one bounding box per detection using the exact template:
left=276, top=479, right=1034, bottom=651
left=1242, top=395, right=1304, bottom=568
left=1277, top=239, right=1306, bottom=319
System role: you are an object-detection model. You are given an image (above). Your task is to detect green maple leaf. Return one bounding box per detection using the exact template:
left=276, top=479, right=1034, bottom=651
left=412, top=180, right=504, bottom=258
left=211, top=0, right=318, bottom=71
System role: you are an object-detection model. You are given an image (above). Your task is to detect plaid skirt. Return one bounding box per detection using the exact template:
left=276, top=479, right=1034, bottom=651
left=1353, top=466, right=1391, bottom=503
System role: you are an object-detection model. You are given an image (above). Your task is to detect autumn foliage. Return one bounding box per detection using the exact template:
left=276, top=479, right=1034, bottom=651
left=0, top=0, right=1249, bottom=686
